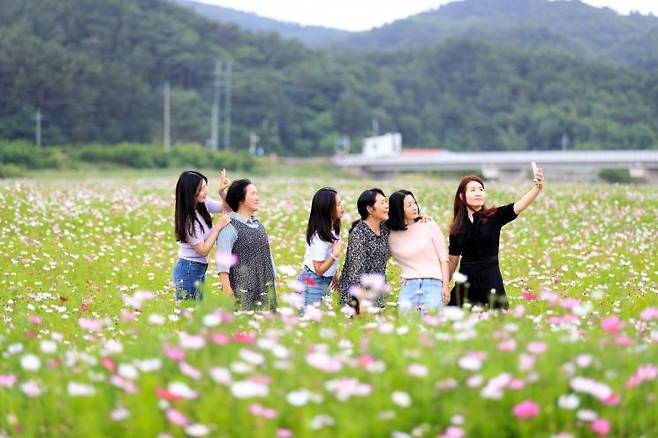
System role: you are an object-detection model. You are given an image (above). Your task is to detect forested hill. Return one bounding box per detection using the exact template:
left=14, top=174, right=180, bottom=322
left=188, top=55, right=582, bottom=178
left=333, top=0, right=658, bottom=70
left=171, top=0, right=349, bottom=48
left=178, top=0, right=658, bottom=71
left=1, top=0, right=657, bottom=154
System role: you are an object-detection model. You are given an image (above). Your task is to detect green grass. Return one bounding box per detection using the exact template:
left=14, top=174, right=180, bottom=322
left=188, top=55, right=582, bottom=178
left=0, top=174, right=656, bottom=437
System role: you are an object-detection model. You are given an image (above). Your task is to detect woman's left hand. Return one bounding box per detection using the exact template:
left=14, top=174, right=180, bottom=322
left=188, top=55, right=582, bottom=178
left=418, top=214, right=433, bottom=223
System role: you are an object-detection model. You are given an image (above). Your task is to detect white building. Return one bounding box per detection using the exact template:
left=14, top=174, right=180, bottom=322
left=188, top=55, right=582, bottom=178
left=362, top=133, right=402, bottom=158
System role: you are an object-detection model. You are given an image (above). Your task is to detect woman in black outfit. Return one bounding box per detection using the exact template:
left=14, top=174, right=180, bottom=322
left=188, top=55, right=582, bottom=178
left=338, top=188, right=389, bottom=314
left=448, top=170, right=544, bottom=309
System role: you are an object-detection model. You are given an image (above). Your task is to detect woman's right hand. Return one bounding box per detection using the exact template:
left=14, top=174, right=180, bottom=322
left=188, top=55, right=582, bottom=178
left=331, top=241, right=344, bottom=258
left=216, top=212, right=231, bottom=230
left=219, top=169, right=231, bottom=193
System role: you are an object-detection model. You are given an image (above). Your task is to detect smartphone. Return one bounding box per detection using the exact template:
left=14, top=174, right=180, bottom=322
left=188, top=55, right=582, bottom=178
left=531, top=161, right=539, bottom=177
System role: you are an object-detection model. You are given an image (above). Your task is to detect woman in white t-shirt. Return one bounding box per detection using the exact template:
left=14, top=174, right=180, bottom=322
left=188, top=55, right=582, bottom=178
left=297, top=187, right=345, bottom=309
left=173, top=170, right=231, bottom=300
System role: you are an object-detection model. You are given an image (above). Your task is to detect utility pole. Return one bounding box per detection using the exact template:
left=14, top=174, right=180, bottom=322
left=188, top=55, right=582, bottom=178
left=35, top=109, right=42, bottom=147
left=163, top=82, right=171, bottom=151
left=210, top=61, right=222, bottom=150
left=372, top=117, right=379, bottom=136
left=223, top=61, right=232, bottom=149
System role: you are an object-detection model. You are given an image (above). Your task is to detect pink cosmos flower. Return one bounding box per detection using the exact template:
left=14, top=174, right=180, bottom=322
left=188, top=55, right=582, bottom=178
left=178, top=333, right=205, bottom=350
left=0, top=374, right=17, bottom=387
left=640, top=307, right=658, bottom=321
left=615, top=336, right=633, bottom=346
left=249, top=403, right=278, bottom=419
left=101, top=356, right=117, bottom=373
left=165, top=346, right=185, bottom=362
left=166, top=409, right=189, bottom=426
left=28, top=315, right=42, bottom=324
left=210, top=332, right=230, bottom=345
left=601, top=316, right=623, bottom=335
left=215, top=252, right=238, bottom=268
left=233, top=332, right=256, bottom=344
left=180, top=362, right=202, bottom=380
left=78, top=318, right=102, bottom=332
left=513, top=400, right=540, bottom=419
left=591, top=418, right=610, bottom=436
left=527, top=342, right=547, bottom=354
left=497, top=339, right=517, bottom=352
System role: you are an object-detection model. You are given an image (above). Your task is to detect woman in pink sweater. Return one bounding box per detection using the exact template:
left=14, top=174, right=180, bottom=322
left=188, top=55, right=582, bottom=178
left=387, top=190, right=450, bottom=315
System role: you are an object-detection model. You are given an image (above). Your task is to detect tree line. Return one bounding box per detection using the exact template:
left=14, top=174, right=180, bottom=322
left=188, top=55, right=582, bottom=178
left=0, top=0, right=656, bottom=155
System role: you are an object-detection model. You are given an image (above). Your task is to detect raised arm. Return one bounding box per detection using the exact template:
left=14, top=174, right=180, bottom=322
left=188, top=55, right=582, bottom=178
left=190, top=214, right=231, bottom=256
left=513, top=168, right=544, bottom=215
left=218, top=169, right=231, bottom=209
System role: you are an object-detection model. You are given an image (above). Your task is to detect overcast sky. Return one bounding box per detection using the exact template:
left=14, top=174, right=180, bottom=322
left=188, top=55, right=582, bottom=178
left=198, top=0, right=658, bottom=31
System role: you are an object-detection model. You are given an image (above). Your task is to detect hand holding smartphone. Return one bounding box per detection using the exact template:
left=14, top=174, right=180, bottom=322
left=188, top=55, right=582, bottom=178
left=531, top=161, right=539, bottom=178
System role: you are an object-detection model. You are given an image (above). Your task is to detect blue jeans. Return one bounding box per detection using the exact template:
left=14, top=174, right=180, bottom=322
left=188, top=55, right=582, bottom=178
left=297, top=265, right=332, bottom=307
left=172, top=259, right=208, bottom=301
left=398, top=278, right=444, bottom=315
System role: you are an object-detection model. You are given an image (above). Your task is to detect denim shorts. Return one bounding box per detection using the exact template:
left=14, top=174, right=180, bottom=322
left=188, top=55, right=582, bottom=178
left=398, top=278, right=444, bottom=315
left=172, top=258, right=208, bottom=301
left=297, top=265, right=332, bottom=307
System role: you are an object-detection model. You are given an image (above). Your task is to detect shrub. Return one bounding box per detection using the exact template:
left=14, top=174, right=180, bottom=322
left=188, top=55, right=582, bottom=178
left=71, top=143, right=170, bottom=168
left=599, top=168, right=632, bottom=183
left=0, top=141, right=65, bottom=169
left=0, top=164, right=25, bottom=178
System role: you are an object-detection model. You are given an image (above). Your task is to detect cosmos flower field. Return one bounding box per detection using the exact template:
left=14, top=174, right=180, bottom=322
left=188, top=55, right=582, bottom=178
left=0, top=174, right=656, bottom=437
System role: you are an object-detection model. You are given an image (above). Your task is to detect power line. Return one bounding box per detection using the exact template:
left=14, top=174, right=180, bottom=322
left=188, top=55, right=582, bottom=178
left=163, top=81, right=171, bottom=151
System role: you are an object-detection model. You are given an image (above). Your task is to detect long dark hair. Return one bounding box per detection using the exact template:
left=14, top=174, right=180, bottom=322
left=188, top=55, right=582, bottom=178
left=449, top=175, right=496, bottom=236
left=306, top=187, right=340, bottom=245
left=386, top=189, right=419, bottom=231
left=350, top=188, right=385, bottom=233
left=175, top=171, right=212, bottom=243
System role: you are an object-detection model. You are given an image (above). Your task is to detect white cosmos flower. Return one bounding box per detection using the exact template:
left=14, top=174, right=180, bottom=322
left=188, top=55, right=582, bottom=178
left=230, top=380, right=269, bottom=398
left=20, top=354, right=41, bottom=371
left=239, top=349, right=265, bottom=366
left=557, top=394, right=580, bottom=410
left=40, top=340, right=57, bottom=354
left=68, top=382, right=96, bottom=397
left=576, top=409, right=598, bottom=422
left=104, top=340, right=123, bottom=355
left=209, top=367, right=232, bottom=385
left=148, top=314, right=165, bottom=325
left=391, top=391, right=412, bottom=408
left=202, top=314, right=220, bottom=327
left=452, top=272, right=468, bottom=284
left=457, top=356, right=482, bottom=371
left=185, top=424, right=210, bottom=437
left=21, top=380, right=42, bottom=397
left=134, top=358, right=162, bottom=372
left=110, top=407, right=130, bottom=421
left=287, top=389, right=311, bottom=406
left=118, top=364, right=139, bottom=380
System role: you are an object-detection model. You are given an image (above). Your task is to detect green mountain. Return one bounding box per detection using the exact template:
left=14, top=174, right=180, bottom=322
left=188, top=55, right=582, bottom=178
left=334, top=0, right=658, bottom=70
left=0, top=0, right=656, bottom=153
left=177, top=0, right=658, bottom=70
left=171, top=0, right=349, bottom=48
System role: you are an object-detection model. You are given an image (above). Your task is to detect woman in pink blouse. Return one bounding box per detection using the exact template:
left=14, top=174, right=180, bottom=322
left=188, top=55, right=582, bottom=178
left=387, top=190, right=450, bottom=315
